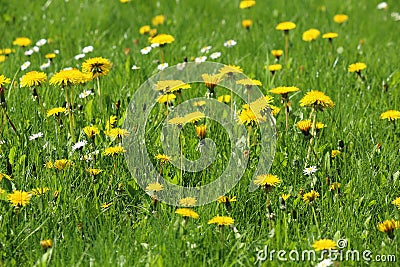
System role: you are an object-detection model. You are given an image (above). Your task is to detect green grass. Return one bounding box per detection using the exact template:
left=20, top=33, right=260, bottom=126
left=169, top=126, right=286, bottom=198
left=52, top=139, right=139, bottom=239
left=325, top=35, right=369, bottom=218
left=1, top=0, right=400, bottom=266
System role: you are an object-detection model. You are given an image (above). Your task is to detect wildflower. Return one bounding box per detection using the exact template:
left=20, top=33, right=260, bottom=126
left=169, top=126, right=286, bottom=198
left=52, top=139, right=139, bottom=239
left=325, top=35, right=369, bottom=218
left=155, top=80, right=191, bottom=93
left=210, top=52, right=221, bottom=59
left=0, top=55, right=5, bottom=63
left=195, top=56, right=207, bottom=63
left=302, top=28, right=321, bottom=42
left=79, top=90, right=94, bottom=99
left=101, top=202, right=113, bottom=209
left=333, top=14, right=348, bottom=24
left=13, top=37, right=32, bottom=47
left=302, top=190, right=320, bottom=204
left=281, top=194, right=290, bottom=201
left=276, top=21, right=296, bottom=31
left=49, top=69, right=89, bottom=86
left=208, top=216, right=234, bottom=226
left=322, top=32, right=338, bottom=40
left=380, top=110, right=400, bottom=121
left=297, top=120, right=325, bottom=135
left=82, top=46, right=94, bottom=53
left=54, top=159, right=73, bottom=170
left=254, top=174, right=281, bottom=187
left=82, top=57, right=112, bottom=79
left=46, top=107, right=66, bottom=117
left=105, top=128, right=130, bottom=139
left=30, top=187, right=50, bottom=196
left=218, top=95, right=231, bottom=103
left=103, top=146, right=126, bottom=156
left=269, top=86, right=299, bottom=98
left=29, top=132, right=43, bottom=141
left=157, top=63, right=169, bottom=71
left=150, top=34, right=175, bottom=45
left=237, top=105, right=265, bottom=125
left=88, top=168, right=103, bottom=176
left=74, top=53, right=85, bottom=60
left=24, top=50, right=34, bottom=56
left=179, top=197, right=197, bottom=207
left=348, top=62, right=366, bottom=73
left=316, top=259, right=334, bottom=267
left=8, top=190, right=31, bottom=207
left=271, top=49, right=283, bottom=60
left=72, top=140, right=87, bottom=151
left=300, top=90, right=335, bottom=111
left=195, top=125, right=207, bottom=140
left=200, top=45, right=212, bottom=53
left=184, top=111, right=205, bottom=123
left=176, top=62, right=186, bottom=70
left=202, top=73, right=222, bottom=94
left=312, top=239, right=337, bottom=251
left=377, top=220, right=400, bottom=238
left=131, top=65, right=140, bottom=70
left=242, top=19, right=252, bottom=29
left=175, top=208, right=199, bottom=219
left=83, top=126, right=100, bottom=138
left=269, top=105, right=281, bottom=116
left=157, top=93, right=176, bottom=104
left=217, top=196, right=237, bottom=203
left=40, top=61, right=51, bottom=70
left=303, top=166, right=318, bottom=175
left=146, top=182, right=164, bottom=192
left=224, top=39, right=237, bottom=48
left=329, top=182, right=341, bottom=191
left=392, top=197, right=400, bottom=209
left=21, top=61, right=31, bottom=71
left=45, top=53, right=56, bottom=60
left=40, top=240, right=52, bottom=250
left=236, top=78, right=262, bottom=87
left=154, top=154, right=171, bottom=164
left=152, top=15, right=165, bottom=26
left=193, top=100, right=206, bottom=107
left=139, top=25, right=151, bottom=35
left=0, top=173, right=12, bottom=181
left=0, top=75, right=11, bottom=87
left=140, top=46, right=152, bottom=55
left=331, top=150, right=341, bottom=158
left=219, top=65, right=243, bottom=76
left=267, top=64, right=282, bottom=74
left=20, top=71, right=47, bottom=88
left=239, top=0, right=256, bottom=9
left=35, top=39, right=47, bottom=46
left=377, top=2, right=388, bottom=10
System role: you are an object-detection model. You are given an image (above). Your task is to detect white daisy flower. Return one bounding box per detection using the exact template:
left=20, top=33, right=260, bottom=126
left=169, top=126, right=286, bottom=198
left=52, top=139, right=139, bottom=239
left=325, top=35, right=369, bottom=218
left=391, top=12, right=400, bottom=21
left=224, top=39, right=237, bottom=48
left=79, top=90, right=94, bottom=99
left=54, top=49, right=60, bottom=54
left=157, top=63, right=169, bottom=71
left=21, top=61, right=31, bottom=71
left=74, top=53, right=85, bottom=60
left=131, top=65, right=140, bottom=70
left=0, top=140, right=5, bottom=145
left=303, top=166, right=318, bottom=175
left=82, top=45, right=94, bottom=53
left=210, top=52, right=221, bottom=59
left=200, top=45, right=212, bottom=53
left=151, top=43, right=160, bottom=48
left=35, top=39, right=47, bottom=46
left=32, top=46, right=40, bottom=52
left=40, top=61, right=51, bottom=70
left=176, top=62, right=186, bottom=71
left=29, top=132, right=44, bottom=141
left=195, top=56, right=207, bottom=63
left=140, top=46, right=152, bottom=55
left=24, top=50, right=34, bottom=56
left=316, top=259, right=333, bottom=267
left=377, top=2, right=388, bottom=10
left=72, top=140, right=87, bottom=151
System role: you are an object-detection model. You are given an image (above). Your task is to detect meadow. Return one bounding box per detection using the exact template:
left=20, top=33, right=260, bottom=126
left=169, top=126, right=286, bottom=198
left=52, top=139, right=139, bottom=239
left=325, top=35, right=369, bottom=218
left=1, top=0, right=400, bottom=266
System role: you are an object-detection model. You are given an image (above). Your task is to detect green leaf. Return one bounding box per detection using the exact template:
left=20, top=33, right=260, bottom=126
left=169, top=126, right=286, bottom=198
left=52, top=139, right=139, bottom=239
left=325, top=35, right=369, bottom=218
left=84, top=99, right=93, bottom=123
left=8, top=146, right=17, bottom=165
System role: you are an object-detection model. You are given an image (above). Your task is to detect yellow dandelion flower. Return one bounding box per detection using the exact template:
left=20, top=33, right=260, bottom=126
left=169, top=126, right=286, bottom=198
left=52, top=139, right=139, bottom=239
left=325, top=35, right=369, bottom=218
left=218, top=95, right=231, bottom=103
left=150, top=34, right=175, bottom=45
left=202, top=73, right=222, bottom=91
left=312, top=239, right=337, bottom=251
left=45, top=53, right=56, bottom=59
left=208, top=215, right=234, bottom=226
left=267, top=64, right=282, bottom=72
left=193, top=100, right=206, bottom=107
left=7, top=190, right=31, bottom=207
left=0, top=55, right=6, bottom=63
left=281, top=194, right=291, bottom=201
left=275, top=21, right=296, bottom=31
left=322, top=32, right=338, bottom=39
left=146, top=182, right=164, bottom=192
left=297, top=119, right=325, bottom=134
left=20, top=71, right=47, bottom=88
left=54, top=159, right=73, bottom=170
left=236, top=78, right=262, bottom=87
left=333, top=14, right=348, bottom=24
left=168, top=116, right=187, bottom=126
left=271, top=50, right=283, bottom=58
left=377, top=220, right=400, bottom=234
left=0, top=173, right=12, bottom=181
left=13, top=37, right=32, bottom=47
left=254, top=174, right=281, bottom=187
left=302, top=28, right=321, bottom=42
left=50, top=69, right=89, bottom=86
left=30, top=187, right=50, bottom=196
left=0, top=48, right=15, bottom=55
left=392, top=197, right=400, bottom=209
left=218, top=65, right=243, bottom=76
left=184, top=111, right=205, bottom=123
left=152, top=15, right=165, bottom=26
left=329, top=182, right=341, bottom=191
left=303, top=190, right=320, bottom=204
left=103, top=146, right=126, bottom=156
left=44, top=161, right=53, bottom=169
left=179, top=197, right=197, bottom=207
left=82, top=57, right=112, bottom=79
left=380, top=110, right=400, bottom=121
left=154, top=154, right=171, bottom=163
left=0, top=75, right=11, bottom=87
left=239, top=0, right=256, bottom=9
left=46, top=107, right=66, bottom=117
left=237, top=108, right=264, bottom=125
left=269, top=86, right=299, bottom=96
left=83, top=126, right=100, bottom=138
left=101, top=202, right=113, bottom=209
left=195, top=124, right=206, bottom=139
left=242, top=19, right=252, bottom=29
left=105, top=128, right=130, bottom=139
left=269, top=105, right=281, bottom=116
left=217, top=196, right=237, bottom=203
left=157, top=93, right=176, bottom=104
left=155, top=80, right=191, bottom=93
left=40, top=239, right=52, bottom=250
left=139, top=25, right=151, bottom=35
left=331, top=150, right=341, bottom=158
left=88, top=168, right=103, bottom=176
left=300, top=90, right=335, bottom=110
left=106, top=115, right=118, bottom=131
left=175, top=208, right=199, bottom=219
left=348, top=62, right=366, bottom=73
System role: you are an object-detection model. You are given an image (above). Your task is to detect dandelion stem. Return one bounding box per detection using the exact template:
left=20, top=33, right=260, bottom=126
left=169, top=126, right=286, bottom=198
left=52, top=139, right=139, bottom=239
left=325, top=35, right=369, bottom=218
left=284, top=99, right=289, bottom=132
left=284, top=32, right=289, bottom=65
left=311, top=206, right=321, bottom=237
left=96, top=76, right=102, bottom=111
left=306, top=108, right=317, bottom=166
left=64, top=87, right=76, bottom=143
